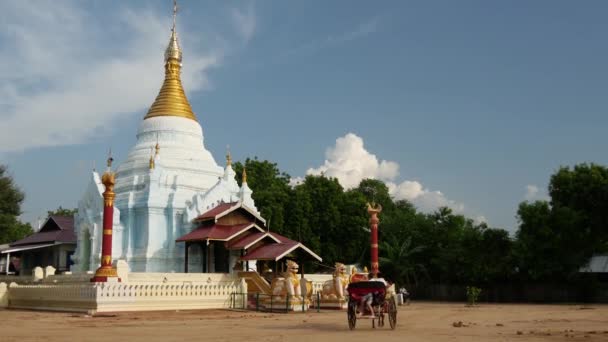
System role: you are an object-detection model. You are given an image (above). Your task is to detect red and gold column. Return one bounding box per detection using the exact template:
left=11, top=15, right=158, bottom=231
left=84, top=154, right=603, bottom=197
left=91, top=156, right=120, bottom=282
left=367, top=203, right=382, bottom=278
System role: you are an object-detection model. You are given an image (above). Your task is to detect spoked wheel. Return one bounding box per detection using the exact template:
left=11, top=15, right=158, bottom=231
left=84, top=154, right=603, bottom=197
left=347, top=301, right=357, bottom=330
left=388, top=297, right=397, bottom=330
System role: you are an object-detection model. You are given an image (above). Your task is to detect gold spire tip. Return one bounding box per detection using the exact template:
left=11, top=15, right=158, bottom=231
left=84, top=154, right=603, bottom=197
left=143, top=0, right=196, bottom=122
left=226, top=145, right=232, bottom=166
left=242, top=167, right=247, bottom=183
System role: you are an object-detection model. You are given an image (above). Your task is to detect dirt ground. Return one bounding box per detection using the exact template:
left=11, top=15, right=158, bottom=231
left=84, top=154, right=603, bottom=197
left=2, top=302, right=608, bottom=342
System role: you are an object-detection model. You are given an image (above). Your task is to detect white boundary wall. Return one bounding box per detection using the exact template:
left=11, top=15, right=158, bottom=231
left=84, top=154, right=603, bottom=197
left=1, top=271, right=247, bottom=314
left=304, top=274, right=332, bottom=294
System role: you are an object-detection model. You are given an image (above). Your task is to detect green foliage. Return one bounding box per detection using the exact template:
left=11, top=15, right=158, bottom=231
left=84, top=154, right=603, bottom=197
left=47, top=206, right=77, bottom=218
left=233, top=158, right=292, bottom=234
left=379, top=236, right=427, bottom=287
left=514, top=163, right=608, bottom=281
left=466, top=286, right=482, bottom=306
left=234, top=157, right=606, bottom=287
left=0, top=165, right=33, bottom=244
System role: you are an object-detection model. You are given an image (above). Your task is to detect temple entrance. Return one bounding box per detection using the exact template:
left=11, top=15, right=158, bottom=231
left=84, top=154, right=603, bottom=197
left=213, top=243, right=229, bottom=273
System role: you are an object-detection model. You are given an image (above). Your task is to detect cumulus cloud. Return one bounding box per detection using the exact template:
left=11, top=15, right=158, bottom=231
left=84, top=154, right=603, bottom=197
left=304, top=133, right=470, bottom=215
left=0, top=1, right=252, bottom=152
left=307, top=133, right=399, bottom=188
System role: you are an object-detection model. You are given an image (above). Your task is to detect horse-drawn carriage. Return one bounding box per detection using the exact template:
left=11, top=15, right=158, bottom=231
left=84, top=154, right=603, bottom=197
left=346, top=280, right=397, bottom=330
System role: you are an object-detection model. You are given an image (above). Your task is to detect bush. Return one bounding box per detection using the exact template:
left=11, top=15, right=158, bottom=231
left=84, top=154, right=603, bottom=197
left=466, top=286, right=482, bottom=306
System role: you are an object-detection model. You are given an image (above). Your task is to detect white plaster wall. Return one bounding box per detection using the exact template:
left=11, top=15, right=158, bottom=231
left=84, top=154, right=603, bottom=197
left=3, top=272, right=247, bottom=313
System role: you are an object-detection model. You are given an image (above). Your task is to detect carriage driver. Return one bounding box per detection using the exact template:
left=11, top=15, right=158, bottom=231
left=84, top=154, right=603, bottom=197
left=358, top=273, right=388, bottom=318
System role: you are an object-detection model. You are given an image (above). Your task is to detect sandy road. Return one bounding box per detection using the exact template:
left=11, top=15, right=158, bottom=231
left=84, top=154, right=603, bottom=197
left=2, top=302, right=608, bottom=342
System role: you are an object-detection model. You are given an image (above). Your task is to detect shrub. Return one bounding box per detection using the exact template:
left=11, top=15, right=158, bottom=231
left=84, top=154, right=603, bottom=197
left=466, top=286, right=482, bottom=306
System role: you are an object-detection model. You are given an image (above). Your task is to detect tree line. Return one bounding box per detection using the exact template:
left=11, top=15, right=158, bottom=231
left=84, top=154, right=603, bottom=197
left=1, top=160, right=606, bottom=290
left=234, top=159, right=608, bottom=288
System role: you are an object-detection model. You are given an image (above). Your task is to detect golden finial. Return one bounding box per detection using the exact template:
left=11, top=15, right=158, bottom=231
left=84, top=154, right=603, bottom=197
left=226, top=145, right=232, bottom=166
left=242, top=167, right=247, bottom=183
left=144, top=0, right=196, bottom=121
left=363, top=266, right=369, bottom=273
left=155, top=142, right=160, bottom=156
left=165, top=0, right=181, bottom=63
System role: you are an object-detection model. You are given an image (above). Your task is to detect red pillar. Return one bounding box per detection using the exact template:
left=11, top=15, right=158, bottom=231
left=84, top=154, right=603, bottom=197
left=91, top=157, right=120, bottom=282
left=367, top=203, right=382, bottom=278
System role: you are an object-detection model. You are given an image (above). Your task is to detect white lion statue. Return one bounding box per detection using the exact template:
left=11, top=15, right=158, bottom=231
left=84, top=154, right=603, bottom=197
left=270, top=260, right=302, bottom=299
left=321, top=262, right=349, bottom=300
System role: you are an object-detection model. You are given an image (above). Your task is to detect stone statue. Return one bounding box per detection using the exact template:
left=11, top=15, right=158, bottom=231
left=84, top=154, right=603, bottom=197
left=270, top=260, right=302, bottom=299
left=321, top=262, right=349, bottom=300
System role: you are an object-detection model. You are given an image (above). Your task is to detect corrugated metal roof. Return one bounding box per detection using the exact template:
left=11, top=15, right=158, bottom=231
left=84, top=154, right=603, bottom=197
left=581, top=255, right=608, bottom=273
left=10, top=216, right=76, bottom=247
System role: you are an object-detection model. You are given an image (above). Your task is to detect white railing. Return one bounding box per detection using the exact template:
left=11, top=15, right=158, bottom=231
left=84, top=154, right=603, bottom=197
left=3, top=277, right=247, bottom=313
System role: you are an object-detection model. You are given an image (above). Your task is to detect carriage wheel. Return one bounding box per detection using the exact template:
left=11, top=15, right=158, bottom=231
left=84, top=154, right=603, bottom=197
left=347, top=301, right=357, bottom=330
left=388, top=297, right=397, bottom=330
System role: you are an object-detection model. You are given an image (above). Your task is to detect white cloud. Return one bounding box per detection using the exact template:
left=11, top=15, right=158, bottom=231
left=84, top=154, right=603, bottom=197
left=304, top=133, right=470, bottom=215
left=231, top=3, right=256, bottom=43
left=0, top=1, right=251, bottom=152
left=307, top=133, right=399, bottom=189
left=524, top=184, right=543, bottom=201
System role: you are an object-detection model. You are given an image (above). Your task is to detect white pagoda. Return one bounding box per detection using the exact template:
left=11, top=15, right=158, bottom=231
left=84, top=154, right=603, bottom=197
left=71, top=10, right=261, bottom=273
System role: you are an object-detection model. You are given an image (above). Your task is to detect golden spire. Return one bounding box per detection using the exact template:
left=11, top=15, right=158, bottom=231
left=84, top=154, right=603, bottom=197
left=226, top=145, right=232, bottom=166
left=242, top=167, right=247, bottom=183
left=144, top=0, right=197, bottom=122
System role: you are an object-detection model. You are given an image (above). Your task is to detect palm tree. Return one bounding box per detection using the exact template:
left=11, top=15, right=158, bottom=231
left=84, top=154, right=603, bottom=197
left=379, top=236, right=428, bottom=288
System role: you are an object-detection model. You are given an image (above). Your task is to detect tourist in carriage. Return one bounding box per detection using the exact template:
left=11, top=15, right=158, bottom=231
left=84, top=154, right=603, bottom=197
left=357, top=273, right=387, bottom=318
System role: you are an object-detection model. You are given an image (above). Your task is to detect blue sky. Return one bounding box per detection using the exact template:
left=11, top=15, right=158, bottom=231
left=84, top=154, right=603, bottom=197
left=1, top=0, right=606, bottom=233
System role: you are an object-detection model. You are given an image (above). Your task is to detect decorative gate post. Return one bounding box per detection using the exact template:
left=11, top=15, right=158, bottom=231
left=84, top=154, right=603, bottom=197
left=91, top=155, right=121, bottom=282
left=367, top=202, right=382, bottom=279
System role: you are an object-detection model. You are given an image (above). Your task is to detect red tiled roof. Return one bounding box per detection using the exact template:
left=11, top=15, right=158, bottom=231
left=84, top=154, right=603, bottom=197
left=193, top=202, right=266, bottom=224
left=241, top=240, right=322, bottom=262
left=176, top=223, right=262, bottom=242
left=267, top=232, right=297, bottom=244
left=195, top=202, right=239, bottom=221
left=226, top=232, right=281, bottom=250
left=240, top=241, right=298, bottom=261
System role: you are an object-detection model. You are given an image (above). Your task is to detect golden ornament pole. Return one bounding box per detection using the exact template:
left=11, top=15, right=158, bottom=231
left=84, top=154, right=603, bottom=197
left=91, top=154, right=120, bottom=282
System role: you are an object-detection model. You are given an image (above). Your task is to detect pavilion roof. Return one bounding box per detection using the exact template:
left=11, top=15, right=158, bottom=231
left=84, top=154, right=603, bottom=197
left=226, top=232, right=281, bottom=250
left=241, top=237, right=322, bottom=262
left=10, top=216, right=76, bottom=247
left=194, top=201, right=265, bottom=224
left=176, top=223, right=264, bottom=242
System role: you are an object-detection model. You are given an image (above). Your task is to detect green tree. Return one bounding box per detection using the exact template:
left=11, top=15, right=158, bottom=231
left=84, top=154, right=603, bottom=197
left=549, top=163, right=608, bottom=253
left=379, top=236, right=427, bottom=287
left=47, top=206, right=77, bottom=218
left=514, top=200, right=586, bottom=280
left=0, top=165, right=33, bottom=244
left=513, top=163, right=608, bottom=281
left=233, top=158, right=292, bottom=234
